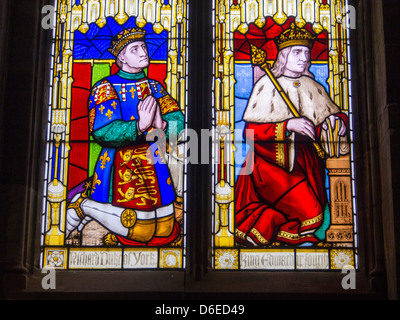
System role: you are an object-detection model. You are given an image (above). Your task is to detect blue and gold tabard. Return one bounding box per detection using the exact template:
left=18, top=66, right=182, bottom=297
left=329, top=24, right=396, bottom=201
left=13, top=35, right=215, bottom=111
left=88, top=70, right=184, bottom=211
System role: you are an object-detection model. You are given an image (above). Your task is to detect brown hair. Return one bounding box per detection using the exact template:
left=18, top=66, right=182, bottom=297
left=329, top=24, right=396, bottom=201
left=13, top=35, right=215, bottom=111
left=116, top=46, right=128, bottom=69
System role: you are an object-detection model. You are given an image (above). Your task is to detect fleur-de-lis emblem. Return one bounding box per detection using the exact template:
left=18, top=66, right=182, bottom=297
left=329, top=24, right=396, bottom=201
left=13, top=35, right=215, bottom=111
left=105, top=109, right=113, bottom=120
left=91, top=172, right=101, bottom=194
left=129, top=86, right=136, bottom=99
left=99, top=150, right=111, bottom=170
left=98, top=104, right=105, bottom=114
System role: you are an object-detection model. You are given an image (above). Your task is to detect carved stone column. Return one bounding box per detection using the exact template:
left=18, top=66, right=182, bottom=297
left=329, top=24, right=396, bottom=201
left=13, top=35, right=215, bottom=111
left=326, top=155, right=354, bottom=246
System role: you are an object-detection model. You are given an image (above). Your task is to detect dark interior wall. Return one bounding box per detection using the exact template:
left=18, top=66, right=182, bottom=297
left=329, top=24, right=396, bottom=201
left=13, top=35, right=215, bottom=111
left=0, top=0, right=10, bottom=300
left=0, top=0, right=399, bottom=300
left=355, top=0, right=386, bottom=296
left=0, top=0, right=53, bottom=297
left=380, top=0, right=400, bottom=299
left=0, top=0, right=42, bottom=294
left=356, top=0, right=400, bottom=299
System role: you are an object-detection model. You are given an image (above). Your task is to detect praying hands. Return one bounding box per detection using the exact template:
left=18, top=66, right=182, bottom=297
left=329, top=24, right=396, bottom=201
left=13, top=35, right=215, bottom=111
left=137, top=95, right=166, bottom=133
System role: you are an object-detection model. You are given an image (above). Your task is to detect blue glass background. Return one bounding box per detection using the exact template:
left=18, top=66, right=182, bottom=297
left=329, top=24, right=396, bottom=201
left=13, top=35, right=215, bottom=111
left=73, top=17, right=168, bottom=60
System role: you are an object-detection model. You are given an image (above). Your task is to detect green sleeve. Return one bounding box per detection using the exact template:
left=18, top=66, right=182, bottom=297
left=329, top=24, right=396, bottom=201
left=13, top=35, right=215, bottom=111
left=92, top=120, right=138, bottom=148
left=163, top=110, right=185, bottom=139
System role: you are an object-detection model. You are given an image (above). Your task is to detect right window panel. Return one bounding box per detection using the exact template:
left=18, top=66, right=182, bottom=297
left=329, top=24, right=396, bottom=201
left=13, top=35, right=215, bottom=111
left=212, top=0, right=358, bottom=271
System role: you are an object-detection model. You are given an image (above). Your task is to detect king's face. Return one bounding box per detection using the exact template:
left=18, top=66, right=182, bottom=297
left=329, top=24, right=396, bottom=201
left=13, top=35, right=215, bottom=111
left=118, top=41, right=150, bottom=73
left=285, top=45, right=310, bottom=75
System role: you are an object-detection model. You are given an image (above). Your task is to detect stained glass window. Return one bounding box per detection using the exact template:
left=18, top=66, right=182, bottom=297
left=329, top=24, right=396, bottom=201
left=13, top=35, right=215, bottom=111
left=41, top=0, right=189, bottom=270
left=212, top=0, right=358, bottom=270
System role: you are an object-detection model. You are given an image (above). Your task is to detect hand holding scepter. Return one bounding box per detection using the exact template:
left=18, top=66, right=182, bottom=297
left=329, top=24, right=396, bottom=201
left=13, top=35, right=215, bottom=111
left=250, top=44, right=326, bottom=159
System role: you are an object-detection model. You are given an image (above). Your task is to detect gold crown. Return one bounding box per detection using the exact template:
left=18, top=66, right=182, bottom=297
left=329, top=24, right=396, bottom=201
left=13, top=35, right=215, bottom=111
left=109, top=27, right=146, bottom=56
left=275, top=23, right=316, bottom=50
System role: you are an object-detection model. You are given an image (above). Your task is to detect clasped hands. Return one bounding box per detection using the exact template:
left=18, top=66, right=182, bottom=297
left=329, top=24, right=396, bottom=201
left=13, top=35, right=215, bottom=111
left=137, top=95, right=167, bottom=133
left=287, top=114, right=347, bottom=141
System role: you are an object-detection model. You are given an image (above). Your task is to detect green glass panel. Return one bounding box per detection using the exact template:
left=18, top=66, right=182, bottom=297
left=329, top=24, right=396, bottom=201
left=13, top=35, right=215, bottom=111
left=89, top=63, right=111, bottom=177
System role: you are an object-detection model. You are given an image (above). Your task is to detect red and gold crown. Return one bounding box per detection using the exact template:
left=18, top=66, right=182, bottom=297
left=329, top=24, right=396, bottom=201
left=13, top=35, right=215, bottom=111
left=109, top=27, right=146, bottom=57
left=275, top=23, right=316, bottom=50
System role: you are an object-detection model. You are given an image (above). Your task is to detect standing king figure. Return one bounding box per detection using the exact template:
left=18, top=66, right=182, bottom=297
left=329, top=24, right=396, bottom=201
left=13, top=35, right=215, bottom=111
left=66, top=27, right=184, bottom=246
left=235, top=23, right=350, bottom=246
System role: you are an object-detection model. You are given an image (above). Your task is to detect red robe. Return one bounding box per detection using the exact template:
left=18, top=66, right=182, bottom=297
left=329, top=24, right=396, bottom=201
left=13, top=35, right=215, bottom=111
left=235, top=114, right=348, bottom=246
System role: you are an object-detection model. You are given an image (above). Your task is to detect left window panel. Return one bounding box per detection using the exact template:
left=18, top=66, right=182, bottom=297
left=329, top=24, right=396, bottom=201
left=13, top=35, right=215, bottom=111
left=41, top=0, right=189, bottom=270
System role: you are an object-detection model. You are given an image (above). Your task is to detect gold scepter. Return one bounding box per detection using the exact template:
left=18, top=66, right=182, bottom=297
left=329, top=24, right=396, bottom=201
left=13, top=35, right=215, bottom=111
left=250, top=44, right=326, bottom=159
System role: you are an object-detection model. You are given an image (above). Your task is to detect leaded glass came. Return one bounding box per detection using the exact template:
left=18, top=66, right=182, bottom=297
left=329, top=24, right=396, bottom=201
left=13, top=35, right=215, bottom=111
left=41, top=0, right=189, bottom=270
left=212, top=0, right=358, bottom=271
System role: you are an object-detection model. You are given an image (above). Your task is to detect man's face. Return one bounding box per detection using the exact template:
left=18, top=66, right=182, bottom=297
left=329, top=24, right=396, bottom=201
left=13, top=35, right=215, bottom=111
left=285, top=46, right=310, bottom=75
left=118, top=41, right=149, bottom=72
